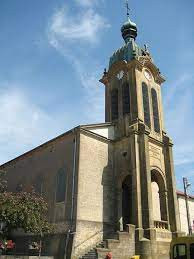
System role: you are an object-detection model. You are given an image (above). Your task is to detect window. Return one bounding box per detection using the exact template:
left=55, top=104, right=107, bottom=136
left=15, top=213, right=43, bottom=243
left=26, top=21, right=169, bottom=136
left=111, top=89, right=118, bottom=120
left=190, top=243, right=194, bottom=258
left=56, top=168, right=66, bottom=202
left=16, top=183, right=23, bottom=192
left=122, top=82, right=130, bottom=115
left=142, top=83, right=151, bottom=128
left=151, top=181, right=161, bottom=221
left=173, top=244, right=187, bottom=259
left=151, top=88, right=160, bottom=133
left=34, top=176, right=43, bottom=195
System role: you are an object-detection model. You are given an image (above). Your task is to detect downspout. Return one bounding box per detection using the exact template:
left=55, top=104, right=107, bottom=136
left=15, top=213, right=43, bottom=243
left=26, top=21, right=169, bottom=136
left=65, top=129, right=77, bottom=259
left=70, top=129, right=77, bottom=230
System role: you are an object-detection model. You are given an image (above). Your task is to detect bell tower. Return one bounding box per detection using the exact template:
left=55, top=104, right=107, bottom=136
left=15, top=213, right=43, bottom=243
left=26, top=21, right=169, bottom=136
left=100, top=11, right=166, bottom=140
left=100, top=4, right=182, bottom=259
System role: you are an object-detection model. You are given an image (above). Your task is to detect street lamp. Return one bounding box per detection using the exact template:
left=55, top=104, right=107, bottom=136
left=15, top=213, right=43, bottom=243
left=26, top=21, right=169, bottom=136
left=183, top=177, right=192, bottom=235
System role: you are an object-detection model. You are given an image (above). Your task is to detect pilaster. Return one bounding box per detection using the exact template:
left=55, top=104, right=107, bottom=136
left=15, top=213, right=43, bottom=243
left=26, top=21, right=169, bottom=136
left=163, top=133, right=181, bottom=233
left=129, top=132, right=142, bottom=229
left=138, top=124, right=154, bottom=236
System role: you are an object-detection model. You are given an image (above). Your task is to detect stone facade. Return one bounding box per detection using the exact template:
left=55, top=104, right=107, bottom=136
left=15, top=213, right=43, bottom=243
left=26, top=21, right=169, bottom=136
left=0, top=130, right=77, bottom=232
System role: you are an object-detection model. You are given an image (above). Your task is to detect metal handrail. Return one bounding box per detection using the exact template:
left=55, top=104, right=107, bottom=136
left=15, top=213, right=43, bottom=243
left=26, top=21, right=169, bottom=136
left=74, top=229, right=103, bottom=249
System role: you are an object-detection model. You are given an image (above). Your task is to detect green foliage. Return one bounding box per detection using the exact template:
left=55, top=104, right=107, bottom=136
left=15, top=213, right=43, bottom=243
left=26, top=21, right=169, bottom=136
left=0, top=170, right=7, bottom=193
left=0, top=171, right=52, bottom=235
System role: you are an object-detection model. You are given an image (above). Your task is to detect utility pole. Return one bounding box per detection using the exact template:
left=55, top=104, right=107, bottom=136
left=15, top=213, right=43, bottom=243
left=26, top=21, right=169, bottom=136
left=183, top=177, right=192, bottom=235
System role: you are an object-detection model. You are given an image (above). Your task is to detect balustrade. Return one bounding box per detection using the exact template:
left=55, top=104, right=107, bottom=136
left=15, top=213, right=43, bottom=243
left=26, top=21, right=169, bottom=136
left=154, top=220, right=168, bottom=230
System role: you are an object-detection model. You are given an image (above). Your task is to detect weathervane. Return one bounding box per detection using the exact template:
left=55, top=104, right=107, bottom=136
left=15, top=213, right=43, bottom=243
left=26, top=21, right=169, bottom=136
left=125, top=0, right=130, bottom=19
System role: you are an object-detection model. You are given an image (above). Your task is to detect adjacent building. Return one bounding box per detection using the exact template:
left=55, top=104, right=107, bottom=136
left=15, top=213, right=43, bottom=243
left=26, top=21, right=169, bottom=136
left=177, top=191, right=194, bottom=235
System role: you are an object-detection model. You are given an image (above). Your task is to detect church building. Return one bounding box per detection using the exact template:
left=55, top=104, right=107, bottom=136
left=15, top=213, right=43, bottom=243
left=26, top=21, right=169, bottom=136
left=0, top=7, right=184, bottom=259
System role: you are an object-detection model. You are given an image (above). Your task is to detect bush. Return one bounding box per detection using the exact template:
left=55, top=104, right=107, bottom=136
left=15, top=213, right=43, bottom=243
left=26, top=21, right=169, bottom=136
left=0, top=170, right=52, bottom=236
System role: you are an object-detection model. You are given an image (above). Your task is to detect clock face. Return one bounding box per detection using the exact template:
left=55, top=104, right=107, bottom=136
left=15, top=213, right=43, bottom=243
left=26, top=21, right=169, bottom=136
left=144, top=70, right=152, bottom=81
left=116, top=70, right=124, bottom=80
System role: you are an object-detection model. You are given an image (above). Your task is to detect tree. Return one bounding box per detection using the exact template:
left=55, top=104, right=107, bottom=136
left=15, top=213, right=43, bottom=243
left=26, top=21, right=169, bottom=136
left=0, top=170, right=52, bottom=236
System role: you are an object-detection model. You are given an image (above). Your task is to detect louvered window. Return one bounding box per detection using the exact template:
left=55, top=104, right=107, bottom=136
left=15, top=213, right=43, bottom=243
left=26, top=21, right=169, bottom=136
left=142, top=83, right=151, bottom=128
left=111, top=89, right=118, bottom=120
left=122, top=82, right=130, bottom=115
left=151, top=88, right=160, bottom=133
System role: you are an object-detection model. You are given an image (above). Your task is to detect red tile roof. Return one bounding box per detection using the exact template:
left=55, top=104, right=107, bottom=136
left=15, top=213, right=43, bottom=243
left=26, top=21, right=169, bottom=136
left=177, top=190, right=194, bottom=199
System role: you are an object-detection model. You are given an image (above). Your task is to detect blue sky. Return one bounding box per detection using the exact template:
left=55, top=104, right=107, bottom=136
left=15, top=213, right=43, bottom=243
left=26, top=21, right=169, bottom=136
left=0, top=0, right=193, bottom=193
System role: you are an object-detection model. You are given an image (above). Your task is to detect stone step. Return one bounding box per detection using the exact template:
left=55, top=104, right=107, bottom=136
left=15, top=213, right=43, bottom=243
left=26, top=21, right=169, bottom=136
left=79, top=248, right=97, bottom=259
left=79, top=235, right=116, bottom=259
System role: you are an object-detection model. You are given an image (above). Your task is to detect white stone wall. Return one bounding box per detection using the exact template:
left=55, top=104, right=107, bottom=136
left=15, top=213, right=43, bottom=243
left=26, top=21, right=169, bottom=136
left=89, top=126, right=115, bottom=140
left=177, top=195, right=194, bottom=234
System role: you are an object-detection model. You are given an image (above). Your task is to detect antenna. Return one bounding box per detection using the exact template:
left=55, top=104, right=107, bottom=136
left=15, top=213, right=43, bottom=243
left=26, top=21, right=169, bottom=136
left=125, top=0, right=130, bottom=20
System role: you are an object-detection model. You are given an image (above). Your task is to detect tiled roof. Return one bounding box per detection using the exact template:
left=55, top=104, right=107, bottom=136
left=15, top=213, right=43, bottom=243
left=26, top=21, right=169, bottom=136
left=177, top=190, right=194, bottom=199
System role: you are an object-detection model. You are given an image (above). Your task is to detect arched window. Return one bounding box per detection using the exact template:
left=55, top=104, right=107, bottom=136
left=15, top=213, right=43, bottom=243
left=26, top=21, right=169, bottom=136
left=151, top=182, right=161, bottom=221
left=34, top=176, right=44, bottom=195
left=142, top=83, right=151, bottom=128
left=122, top=82, right=130, bottom=115
left=151, top=170, right=167, bottom=222
left=56, top=168, right=66, bottom=202
left=151, top=88, right=160, bottom=133
left=111, top=89, right=118, bottom=120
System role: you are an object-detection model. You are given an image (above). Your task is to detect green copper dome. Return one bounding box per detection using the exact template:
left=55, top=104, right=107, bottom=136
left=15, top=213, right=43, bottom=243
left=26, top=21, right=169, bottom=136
left=121, top=18, right=137, bottom=43
left=109, top=12, right=144, bottom=68
left=109, top=40, right=143, bottom=68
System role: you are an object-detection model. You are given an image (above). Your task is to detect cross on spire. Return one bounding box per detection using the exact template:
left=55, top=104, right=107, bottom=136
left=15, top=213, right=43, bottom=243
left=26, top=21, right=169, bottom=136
left=125, top=0, right=130, bottom=19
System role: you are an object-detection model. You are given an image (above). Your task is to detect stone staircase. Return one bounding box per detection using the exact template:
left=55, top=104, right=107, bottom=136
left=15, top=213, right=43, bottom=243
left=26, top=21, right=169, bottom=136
left=79, top=241, right=106, bottom=259
left=79, top=225, right=135, bottom=259
left=79, top=248, right=97, bottom=259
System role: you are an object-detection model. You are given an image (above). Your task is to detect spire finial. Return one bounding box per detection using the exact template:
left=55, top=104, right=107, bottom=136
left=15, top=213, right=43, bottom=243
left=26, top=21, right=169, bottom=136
left=125, top=0, right=130, bottom=20
left=121, top=0, right=137, bottom=43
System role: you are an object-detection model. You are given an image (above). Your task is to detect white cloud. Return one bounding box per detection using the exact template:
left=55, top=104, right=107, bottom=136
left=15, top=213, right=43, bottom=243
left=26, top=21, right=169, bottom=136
left=164, top=73, right=193, bottom=107
left=164, top=74, right=194, bottom=167
left=75, top=0, right=97, bottom=7
left=0, top=86, right=72, bottom=164
left=76, top=65, right=105, bottom=122
left=47, top=4, right=108, bottom=124
left=48, top=6, right=109, bottom=46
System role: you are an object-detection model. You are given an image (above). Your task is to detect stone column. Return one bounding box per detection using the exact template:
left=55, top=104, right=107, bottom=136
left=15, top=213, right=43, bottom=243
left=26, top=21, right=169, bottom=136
left=129, top=132, right=143, bottom=229
left=129, top=130, right=146, bottom=243
left=138, top=124, right=154, bottom=236
left=163, top=133, right=181, bottom=234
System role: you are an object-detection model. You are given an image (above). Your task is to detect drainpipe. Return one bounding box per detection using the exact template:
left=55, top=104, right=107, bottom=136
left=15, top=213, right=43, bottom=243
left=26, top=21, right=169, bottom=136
left=70, top=129, right=77, bottom=230
left=183, top=177, right=192, bottom=235
left=65, top=129, right=77, bottom=259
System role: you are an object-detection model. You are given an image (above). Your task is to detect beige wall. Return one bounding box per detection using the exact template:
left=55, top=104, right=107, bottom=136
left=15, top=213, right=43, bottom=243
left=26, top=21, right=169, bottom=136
left=177, top=195, right=194, bottom=234
left=77, top=133, right=110, bottom=222
left=149, top=142, right=165, bottom=173
left=0, top=131, right=75, bottom=230
left=73, top=131, right=114, bottom=257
